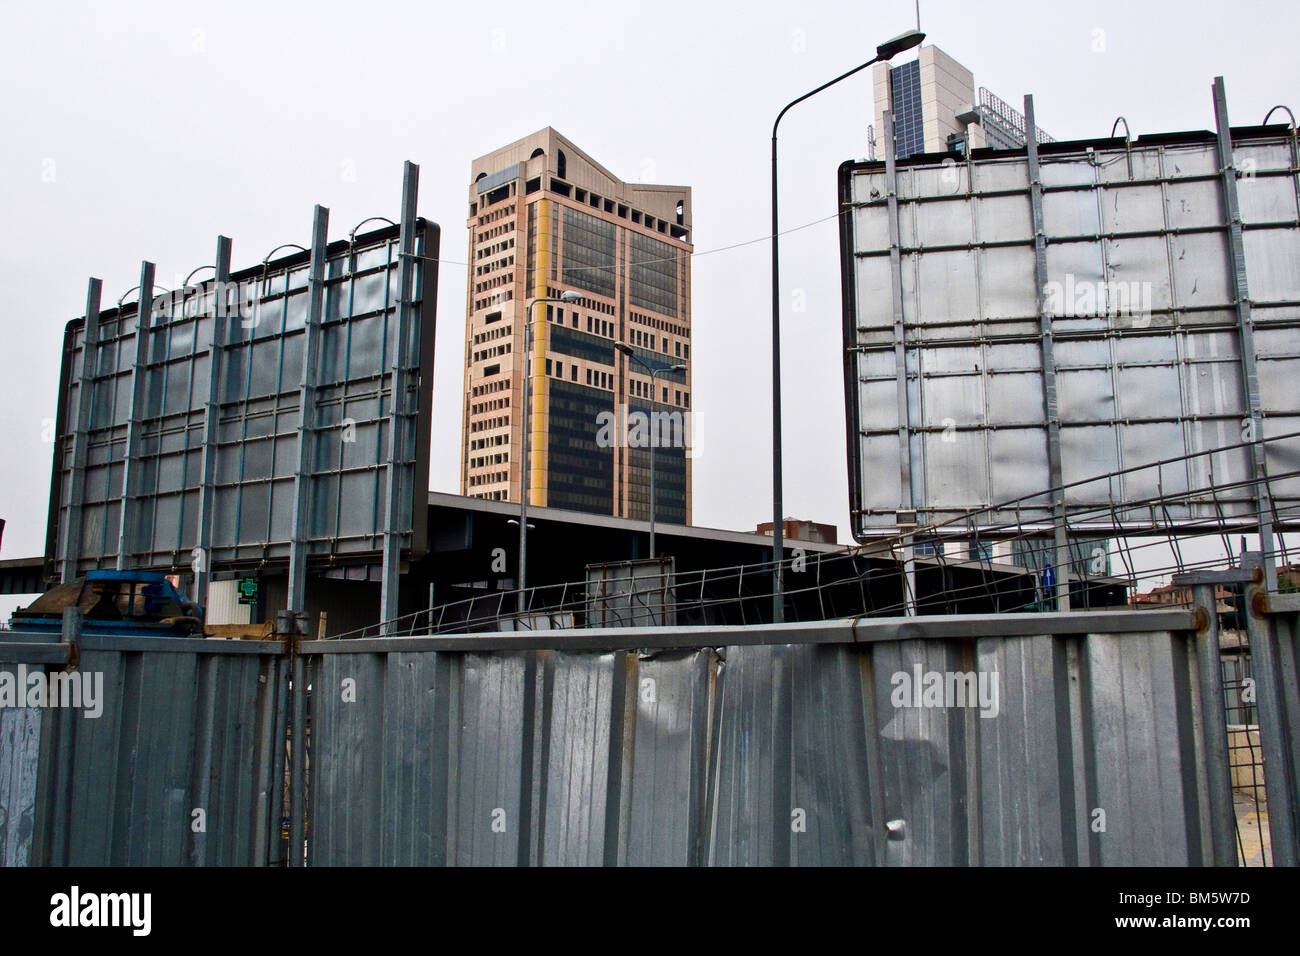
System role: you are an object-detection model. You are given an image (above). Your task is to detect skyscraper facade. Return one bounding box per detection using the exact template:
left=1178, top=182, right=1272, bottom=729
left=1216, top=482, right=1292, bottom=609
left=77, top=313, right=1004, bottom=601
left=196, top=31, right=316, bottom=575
left=462, top=128, right=693, bottom=526
left=870, top=45, right=1054, bottom=160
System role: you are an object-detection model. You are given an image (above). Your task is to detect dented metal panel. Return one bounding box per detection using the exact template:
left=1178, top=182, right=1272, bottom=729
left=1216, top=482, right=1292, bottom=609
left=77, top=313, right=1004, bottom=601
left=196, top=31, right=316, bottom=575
left=0, top=635, right=284, bottom=866
left=0, top=667, right=41, bottom=867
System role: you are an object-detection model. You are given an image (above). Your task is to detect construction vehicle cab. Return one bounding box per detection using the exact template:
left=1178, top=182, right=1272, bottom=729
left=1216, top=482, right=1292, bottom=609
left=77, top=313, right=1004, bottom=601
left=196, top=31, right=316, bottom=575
left=8, top=570, right=203, bottom=638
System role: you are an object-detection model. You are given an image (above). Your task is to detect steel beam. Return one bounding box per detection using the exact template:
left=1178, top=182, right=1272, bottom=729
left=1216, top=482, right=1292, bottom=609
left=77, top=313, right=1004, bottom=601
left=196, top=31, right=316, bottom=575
left=1213, top=76, right=1277, bottom=592
left=1190, top=583, right=1239, bottom=865
left=380, top=162, right=419, bottom=634
left=288, top=207, right=329, bottom=614
left=1241, top=551, right=1298, bottom=865
left=116, top=261, right=155, bottom=570
left=301, top=607, right=1197, bottom=655
left=60, top=278, right=102, bottom=582
left=883, top=109, right=918, bottom=616
left=1024, top=95, right=1071, bottom=611
left=193, top=236, right=232, bottom=611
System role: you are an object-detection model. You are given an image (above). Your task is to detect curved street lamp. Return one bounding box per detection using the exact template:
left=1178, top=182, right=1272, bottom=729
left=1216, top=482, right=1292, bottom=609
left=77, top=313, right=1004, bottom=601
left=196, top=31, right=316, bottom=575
left=616, top=342, right=687, bottom=559
left=769, top=28, right=925, bottom=622
left=517, top=290, right=582, bottom=612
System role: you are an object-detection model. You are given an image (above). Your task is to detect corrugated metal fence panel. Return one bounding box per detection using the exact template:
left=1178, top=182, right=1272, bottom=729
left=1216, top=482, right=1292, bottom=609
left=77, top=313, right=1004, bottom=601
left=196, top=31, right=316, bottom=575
left=974, top=635, right=1074, bottom=865
left=303, top=618, right=1227, bottom=866
left=0, top=666, right=41, bottom=866
left=30, top=641, right=282, bottom=866
left=1082, top=632, right=1207, bottom=865
left=619, top=649, right=713, bottom=866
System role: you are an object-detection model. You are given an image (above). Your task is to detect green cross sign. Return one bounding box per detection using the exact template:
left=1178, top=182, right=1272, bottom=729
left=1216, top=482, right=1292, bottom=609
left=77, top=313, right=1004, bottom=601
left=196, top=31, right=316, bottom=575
left=237, top=577, right=259, bottom=605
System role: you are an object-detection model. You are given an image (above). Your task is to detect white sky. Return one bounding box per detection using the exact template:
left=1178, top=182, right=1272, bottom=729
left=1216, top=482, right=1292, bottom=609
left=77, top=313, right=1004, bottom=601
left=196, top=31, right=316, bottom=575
left=1, top=0, right=1296, bottom=616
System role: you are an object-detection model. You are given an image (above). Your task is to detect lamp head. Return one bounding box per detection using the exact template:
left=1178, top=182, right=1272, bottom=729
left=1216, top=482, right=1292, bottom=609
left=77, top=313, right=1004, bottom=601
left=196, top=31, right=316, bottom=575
left=876, top=29, right=925, bottom=61
left=559, top=290, right=581, bottom=302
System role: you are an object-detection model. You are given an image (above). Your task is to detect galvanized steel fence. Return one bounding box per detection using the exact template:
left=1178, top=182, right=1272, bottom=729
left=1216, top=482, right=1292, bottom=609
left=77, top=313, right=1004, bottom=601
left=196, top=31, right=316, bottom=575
left=301, top=598, right=1300, bottom=866
left=3, top=595, right=1298, bottom=866
left=0, top=612, right=286, bottom=866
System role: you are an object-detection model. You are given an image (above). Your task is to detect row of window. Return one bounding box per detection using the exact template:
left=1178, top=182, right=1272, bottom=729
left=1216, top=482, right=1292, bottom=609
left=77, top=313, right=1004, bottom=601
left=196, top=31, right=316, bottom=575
left=471, top=341, right=511, bottom=363
left=472, top=288, right=514, bottom=312
left=472, top=322, right=511, bottom=346
left=545, top=306, right=615, bottom=341
left=629, top=327, right=689, bottom=358
left=468, top=469, right=509, bottom=487
left=545, top=285, right=614, bottom=316
left=469, top=451, right=509, bottom=469
left=470, top=377, right=509, bottom=398
left=469, top=395, right=510, bottom=416
left=627, top=377, right=690, bottom=407
left=549, top=181, right=689, bottom=242
left=475, top=236, right=515, bottom=260
left=629, top=310, right=689, bottom=339
left=476, top=202, right=515, bottom=228
left=475, top=217, right=515, bottom=245
left=469, top=432, right=509, bottom=451
left=474, top=254, right=514, bottom=278
left=469, top=414, right=509, bottom=434
left=473, top=272, right=512, bottom=296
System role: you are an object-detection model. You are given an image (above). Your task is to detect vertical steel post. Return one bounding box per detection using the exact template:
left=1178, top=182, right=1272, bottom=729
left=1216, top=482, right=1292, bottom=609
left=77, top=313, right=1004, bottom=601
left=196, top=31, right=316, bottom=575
left=1242, top=553, right=1298, bottom=864
left=282, top=610, right=308, bottom=867
left=61, top=278, right=102, bottom=582
left=267, top=641, right=291, bottom=864
left=770, top=129, right=785, bottom=623
left=380, top=162, right=419, bottom=634
left=288, top=207, right=329, bottom=614
left=1213, top=77, right=1277, bottom=593
left=1024, top=95, right=1071, bottom=611
left=883, top=109, right=918, bottom=616
left=194, top=237, right=232, bottom=611
left=1192, top=583, right=1239, bottom=865
left=116, top=261, right=155, bottom=570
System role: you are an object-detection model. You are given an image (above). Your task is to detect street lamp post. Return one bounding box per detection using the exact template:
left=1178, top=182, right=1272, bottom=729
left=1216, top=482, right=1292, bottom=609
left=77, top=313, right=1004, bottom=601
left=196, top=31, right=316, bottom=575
left=616, top=342, right=686, bottom=559
left=769, top=28, right=924, bottom=623
left=519, top=290, right=581, bottom=613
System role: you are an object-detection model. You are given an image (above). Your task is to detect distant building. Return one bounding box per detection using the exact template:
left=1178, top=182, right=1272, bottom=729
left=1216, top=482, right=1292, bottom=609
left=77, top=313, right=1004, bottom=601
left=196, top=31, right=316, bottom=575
left=869, top=44, right=1054, bottom=159
left=461, top=128, right=693, bottom=525
left=755, top=519, right=838, bottom=545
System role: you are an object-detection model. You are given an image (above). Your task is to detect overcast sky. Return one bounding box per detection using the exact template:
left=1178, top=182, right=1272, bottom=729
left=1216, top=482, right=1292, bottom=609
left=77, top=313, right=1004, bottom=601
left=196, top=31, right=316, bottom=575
left=1, top=0, right=1296, bottom=615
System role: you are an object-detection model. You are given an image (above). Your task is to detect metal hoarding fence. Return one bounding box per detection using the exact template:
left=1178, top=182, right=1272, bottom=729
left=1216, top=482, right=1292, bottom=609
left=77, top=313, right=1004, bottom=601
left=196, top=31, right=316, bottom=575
left=4, top=592, right=1297, bottom=866
left=0, top=621, right=286, bottom=866
left=838, top=79, right=1300, bottom=548
left=301, top=604, right=1297, bottom=866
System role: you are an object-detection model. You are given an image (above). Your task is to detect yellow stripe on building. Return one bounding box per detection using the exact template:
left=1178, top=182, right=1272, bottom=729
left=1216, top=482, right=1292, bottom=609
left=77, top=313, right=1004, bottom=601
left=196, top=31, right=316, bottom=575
left=530, top=199, right=550, bottom=507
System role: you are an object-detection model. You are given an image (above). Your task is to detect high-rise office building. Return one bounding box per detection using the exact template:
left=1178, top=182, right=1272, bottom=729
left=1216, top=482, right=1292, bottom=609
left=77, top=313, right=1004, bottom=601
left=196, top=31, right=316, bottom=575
left=869, top=45, right=1054, bottom=160
left=461, top=128, right=693, bottom=526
